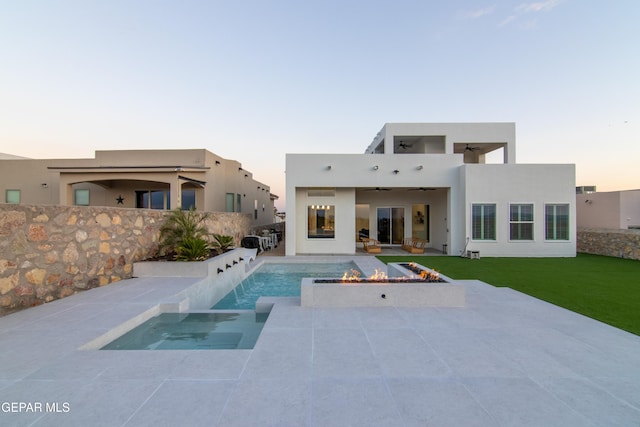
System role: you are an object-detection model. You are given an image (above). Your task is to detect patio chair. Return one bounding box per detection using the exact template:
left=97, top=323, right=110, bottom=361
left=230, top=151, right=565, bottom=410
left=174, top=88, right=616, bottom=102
left=361, top=237, right=382, bottom=254
left=402, top=238, right=427, bottom=254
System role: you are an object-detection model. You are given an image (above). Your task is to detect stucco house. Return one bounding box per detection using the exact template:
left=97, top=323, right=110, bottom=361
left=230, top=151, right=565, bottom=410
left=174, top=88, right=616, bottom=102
left=577, top=189, right=640, bottom=230
left=286, top=122, right=576, bottom=257
left=0, top=149, right=277, bottom=226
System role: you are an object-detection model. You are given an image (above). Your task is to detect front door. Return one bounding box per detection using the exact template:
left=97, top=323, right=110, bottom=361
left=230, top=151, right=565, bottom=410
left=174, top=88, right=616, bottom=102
left=377, top=207, right=404, bottom=244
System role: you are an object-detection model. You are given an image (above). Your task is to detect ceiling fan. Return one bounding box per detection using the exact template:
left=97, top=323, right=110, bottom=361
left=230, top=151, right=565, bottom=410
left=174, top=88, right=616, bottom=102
left=398, top=141, right=413, bottom=150
left=464, top=144, right=479, bottom=152
left=364, top=187, right=391, bottom=192
left=408, top=187, right=436, bottom=191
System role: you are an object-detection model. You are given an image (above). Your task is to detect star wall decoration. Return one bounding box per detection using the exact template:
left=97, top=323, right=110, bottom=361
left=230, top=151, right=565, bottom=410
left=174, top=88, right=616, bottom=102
left=116, top=195, right=124, bottom=205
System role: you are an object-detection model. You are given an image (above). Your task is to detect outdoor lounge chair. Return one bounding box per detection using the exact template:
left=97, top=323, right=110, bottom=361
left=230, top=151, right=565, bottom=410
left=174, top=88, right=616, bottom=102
left=402, top=237, right=427, bottom=254
left=361, top=237, right=382, bottom=254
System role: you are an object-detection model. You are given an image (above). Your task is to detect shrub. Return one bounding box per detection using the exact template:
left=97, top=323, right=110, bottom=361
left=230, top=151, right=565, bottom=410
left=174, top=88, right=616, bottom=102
left=211, top=234, right=235, bottom=254
left=159, top=208, right=209, bottom=256
left=175, top=236, right=211, bottom=261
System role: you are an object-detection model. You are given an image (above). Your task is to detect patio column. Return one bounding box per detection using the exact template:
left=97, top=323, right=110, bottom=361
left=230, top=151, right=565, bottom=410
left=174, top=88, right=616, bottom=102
left=169, top=176, right=182, bottom=210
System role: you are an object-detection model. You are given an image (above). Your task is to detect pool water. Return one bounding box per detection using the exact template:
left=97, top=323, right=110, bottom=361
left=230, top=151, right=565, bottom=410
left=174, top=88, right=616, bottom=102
left=101, top=312, right=268, bottom=350
left=213, top=262, right=361, bottom=309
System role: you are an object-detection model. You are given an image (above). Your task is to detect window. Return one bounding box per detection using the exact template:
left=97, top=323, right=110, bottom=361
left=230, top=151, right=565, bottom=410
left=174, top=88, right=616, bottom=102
left=472, top=204, right=496, bottom=240
left=510, top=204, right=533, bottom=240
left=225, top=193, right=234, bottom=212
left=308, top=205, right=335, bottom=238
left=181, top=190, right=196, bottom=210
left=545, top=204, right=569, bottom=240
left=377, top=207, right=404, bottom=244
left=5, top=189, right=20, bottom=204
left=236, top=194, right=242, bottom=212
left=136, top=190, right=168, bottom=209
left=355, top=204, right=370, bottom=241
left=74, top=189, right=90, bottom=206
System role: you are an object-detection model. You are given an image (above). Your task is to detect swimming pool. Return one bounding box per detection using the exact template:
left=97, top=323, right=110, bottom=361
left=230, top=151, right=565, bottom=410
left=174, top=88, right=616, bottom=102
left=101, top=312, right=268, bottom=350
left=213, top=262, right=361, bottom=309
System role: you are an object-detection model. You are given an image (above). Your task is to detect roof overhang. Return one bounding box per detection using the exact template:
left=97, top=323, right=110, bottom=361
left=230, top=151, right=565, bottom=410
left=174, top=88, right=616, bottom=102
left=48, top=165, right=210, bottom=172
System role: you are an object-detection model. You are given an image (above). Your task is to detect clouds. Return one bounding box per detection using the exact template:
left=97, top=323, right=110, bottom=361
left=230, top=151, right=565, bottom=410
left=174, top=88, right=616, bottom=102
left=460, top=1, right=564, bottom=27
left=500, top=0, right=565, bottom=27
left=462, top=4, right=496, bottom=20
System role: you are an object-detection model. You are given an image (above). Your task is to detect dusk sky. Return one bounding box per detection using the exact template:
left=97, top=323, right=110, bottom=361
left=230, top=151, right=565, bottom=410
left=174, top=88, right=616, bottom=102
left=1, top=0, right=638, bottom=210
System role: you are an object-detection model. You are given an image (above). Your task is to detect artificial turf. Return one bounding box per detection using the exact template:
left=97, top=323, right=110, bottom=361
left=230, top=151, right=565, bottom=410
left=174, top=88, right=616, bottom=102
left=377, top=253, right=640, bottom=336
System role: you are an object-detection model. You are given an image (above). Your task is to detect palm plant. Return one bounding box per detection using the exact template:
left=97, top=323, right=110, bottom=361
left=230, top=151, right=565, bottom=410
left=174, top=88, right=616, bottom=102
left=175, top=236, right=211, bottom=261
left=211, top=234, right=235, bottom=254
left=159, top=208, right=210, bottom=259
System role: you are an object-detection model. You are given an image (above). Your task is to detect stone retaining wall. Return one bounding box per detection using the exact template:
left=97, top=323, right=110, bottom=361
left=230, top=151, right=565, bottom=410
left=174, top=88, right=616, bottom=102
left=578, top=228, right=640, bottom=260
left=0, top=204, right=252, bottom=316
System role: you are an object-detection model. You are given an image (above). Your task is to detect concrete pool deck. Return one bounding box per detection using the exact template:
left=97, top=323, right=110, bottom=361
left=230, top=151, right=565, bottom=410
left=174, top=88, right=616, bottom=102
left=1, top=256, right=640, bottom=426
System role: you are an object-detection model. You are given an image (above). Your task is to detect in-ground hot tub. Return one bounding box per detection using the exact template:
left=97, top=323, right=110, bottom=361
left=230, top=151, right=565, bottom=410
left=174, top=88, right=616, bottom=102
left=300, top=262, right=465, bottom=307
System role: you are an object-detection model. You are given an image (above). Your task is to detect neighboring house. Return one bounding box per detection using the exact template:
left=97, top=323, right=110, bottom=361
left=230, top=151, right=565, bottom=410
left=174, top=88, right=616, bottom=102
left=577, top=189, right=640, bottom=229
left=0, top=149, right=277, bottom=226
left=285, top=122, right=576, bottom=257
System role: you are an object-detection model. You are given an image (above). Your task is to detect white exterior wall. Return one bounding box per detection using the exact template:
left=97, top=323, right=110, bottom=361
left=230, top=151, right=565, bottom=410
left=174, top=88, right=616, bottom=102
left=368, top=123, right=516, bottom=164
left=285, top=153, right=466, bottom=255
left=294, top=187, right=355, bottom=254
left=286, top=123, right=576, bottom=257
left=463, top=164, right=576, bottom=257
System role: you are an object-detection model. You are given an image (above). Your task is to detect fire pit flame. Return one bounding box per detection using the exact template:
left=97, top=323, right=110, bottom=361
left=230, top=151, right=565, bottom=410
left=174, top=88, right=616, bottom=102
left=341, top=269, right=361, bottom=282
left=341, top=268, right=389, bottom=282
left=317, top=263, right=444, bottom=285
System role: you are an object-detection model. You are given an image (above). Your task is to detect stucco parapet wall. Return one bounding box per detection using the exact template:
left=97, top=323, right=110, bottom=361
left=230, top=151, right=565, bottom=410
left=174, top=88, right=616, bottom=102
left=0, top=204, right=252, bottom=316
left=577, top=227, right=640, bottom=260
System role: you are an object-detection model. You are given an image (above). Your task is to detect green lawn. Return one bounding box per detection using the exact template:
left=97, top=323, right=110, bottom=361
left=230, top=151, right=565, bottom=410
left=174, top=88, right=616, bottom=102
left=377, top=253, right=640, bottom=336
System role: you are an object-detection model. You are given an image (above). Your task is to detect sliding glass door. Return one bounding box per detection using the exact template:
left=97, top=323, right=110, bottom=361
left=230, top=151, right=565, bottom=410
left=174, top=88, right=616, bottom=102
left=377, top=207, right=404, bottom=244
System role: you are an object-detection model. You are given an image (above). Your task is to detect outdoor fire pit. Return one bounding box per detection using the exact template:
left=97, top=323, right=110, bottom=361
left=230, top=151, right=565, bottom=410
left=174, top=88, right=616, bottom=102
left=300, top=263, right=465, bottom=307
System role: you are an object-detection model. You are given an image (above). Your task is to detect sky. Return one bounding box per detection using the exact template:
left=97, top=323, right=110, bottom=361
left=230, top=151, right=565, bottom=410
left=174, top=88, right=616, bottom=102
left=1, top=0, right=638, bottom=211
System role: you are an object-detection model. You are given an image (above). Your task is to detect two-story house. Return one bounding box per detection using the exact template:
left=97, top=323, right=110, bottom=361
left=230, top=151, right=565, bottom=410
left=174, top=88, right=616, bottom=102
left=285, top=123, right=576, bottom=257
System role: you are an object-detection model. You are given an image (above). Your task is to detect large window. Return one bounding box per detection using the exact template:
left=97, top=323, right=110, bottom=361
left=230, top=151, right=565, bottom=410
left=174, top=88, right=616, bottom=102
left=136, top=190, right=167, bottom=209
left=472, top=204, right=496, bottom=240
left=545, top=204, right=569, bottom=240
left=510, top=204, right=533, bottom=240
left=135, top=189, right=194, bottom=210
left=355, top=204, right=370, bottom=241
left=5, top=189, right=20, bottom=204
left=377, top=207, right=404, bottom=244
left=308, top=205, right=335, bottom=238
left=74, top=189, right=90, bottom=206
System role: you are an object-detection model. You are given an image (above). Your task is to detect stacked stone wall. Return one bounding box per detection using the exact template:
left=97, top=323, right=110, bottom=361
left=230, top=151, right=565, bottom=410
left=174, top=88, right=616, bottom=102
left=0, top=205, right=252, bottom=316
left=578, top=228, right=640, bottom=260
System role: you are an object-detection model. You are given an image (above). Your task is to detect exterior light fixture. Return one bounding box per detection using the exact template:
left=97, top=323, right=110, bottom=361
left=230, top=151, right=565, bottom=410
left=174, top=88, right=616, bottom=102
left=326, top=165, right=332, bottom=170
left=393, top=170, right=400, bottom=174
left=215, top=160, right=221, bottom=165
left=416, top=165, right=423, bottom=170
left=372, top=165, right=379, bottom=170
left=41, top=183, right=48, bottom=188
